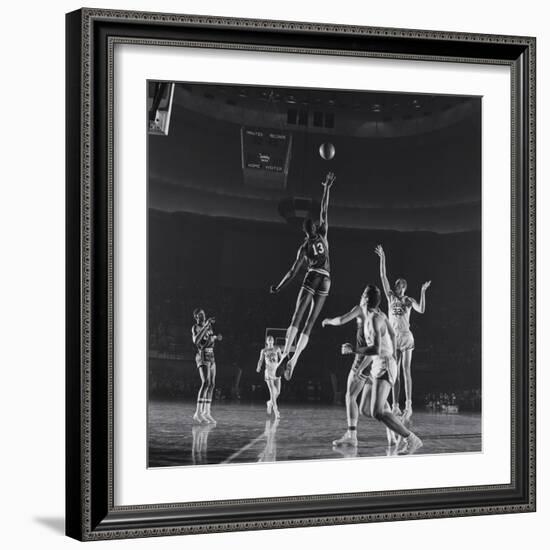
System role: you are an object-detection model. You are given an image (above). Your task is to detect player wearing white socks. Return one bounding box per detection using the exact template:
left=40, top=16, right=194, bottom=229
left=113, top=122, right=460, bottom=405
left=191, top=309, right=222, bottom=424
left=270, top=172, right=335, bottom=381
left=257, top=336, right=283, bottom=418
left=375, top=245, right=431, bottom=421
left=342, top=285, right=423, bottom=455
left=322, top=306, right=372, bottom=447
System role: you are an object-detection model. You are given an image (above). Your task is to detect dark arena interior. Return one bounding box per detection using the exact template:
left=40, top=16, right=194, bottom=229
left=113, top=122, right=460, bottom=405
left=147, top=82, right=482, bottom=467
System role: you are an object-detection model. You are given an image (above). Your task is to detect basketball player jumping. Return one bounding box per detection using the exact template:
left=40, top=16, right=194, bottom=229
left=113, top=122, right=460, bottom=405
left=257, top=335, right=283, bottom=418
left=341, top=285, right=423, bottom=454
left=375, top=245, right=431, bottom=421
left=192, top=308, right=222, bottom=423
left=270, top=171, right=335, bottom=381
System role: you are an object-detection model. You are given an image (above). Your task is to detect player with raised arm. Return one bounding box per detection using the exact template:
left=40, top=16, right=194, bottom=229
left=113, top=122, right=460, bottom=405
left=257, top=335, right=283, bottom=418
left=191, top=308, right=223, bottom=423
left=270, top=172, right=335, bottom=381
left=341, top=285, right=423, bottom=454
left=322, top=305, right=372, bottom=447
left=375, top=245, right=431, bottom=421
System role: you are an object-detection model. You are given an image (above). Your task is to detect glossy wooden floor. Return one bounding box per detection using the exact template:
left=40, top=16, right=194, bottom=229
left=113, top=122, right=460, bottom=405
left=148, top=400, right=481, bottom=467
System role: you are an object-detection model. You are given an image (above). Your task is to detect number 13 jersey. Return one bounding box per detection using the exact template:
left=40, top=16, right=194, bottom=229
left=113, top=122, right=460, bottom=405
left=304, top=232, right=330, bottom=275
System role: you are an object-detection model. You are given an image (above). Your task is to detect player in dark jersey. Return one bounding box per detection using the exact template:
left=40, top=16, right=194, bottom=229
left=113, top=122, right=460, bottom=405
left=191, top=308, right=223, bottom=423
left=270, top=171, right=335, bottom=380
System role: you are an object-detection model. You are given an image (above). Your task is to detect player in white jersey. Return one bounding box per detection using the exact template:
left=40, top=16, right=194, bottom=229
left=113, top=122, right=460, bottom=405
left=322, top=305, right=373, bottom=447
left=375, top=245, right=431, bottom=421
left=257, top=336, right=283, bottom=418
left=341, top=285, right=423, bottom=454
left=191, top=308, right=222, bottom=423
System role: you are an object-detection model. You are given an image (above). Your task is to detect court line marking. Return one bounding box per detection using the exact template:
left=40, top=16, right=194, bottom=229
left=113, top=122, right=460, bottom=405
left=221, top=431, right=481, bottom=464
left=222, top=433, right=267, bottom=464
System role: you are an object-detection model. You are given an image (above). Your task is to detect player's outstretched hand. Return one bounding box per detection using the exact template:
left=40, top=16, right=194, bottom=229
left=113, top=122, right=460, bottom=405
left=269, top=285, right=279, bottom=294
left=216, top=334, right=223, bottom=342
left=375, top=244, right=385, bottom=258
left=422, top=281, right=431, bottom=291
left=321, top=318, right=331, bottom=328
left=341, top=343, right=354, bottom=355
left=323, top=171, right=336, bottom=188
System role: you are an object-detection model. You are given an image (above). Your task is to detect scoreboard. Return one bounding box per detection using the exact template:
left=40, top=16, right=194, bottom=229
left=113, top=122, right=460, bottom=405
left=240, top=127, right=293, bottom=189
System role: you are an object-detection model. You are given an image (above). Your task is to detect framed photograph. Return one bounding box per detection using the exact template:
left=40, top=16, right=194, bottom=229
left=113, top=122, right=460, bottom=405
left=66, top=8, right=536, bottom=541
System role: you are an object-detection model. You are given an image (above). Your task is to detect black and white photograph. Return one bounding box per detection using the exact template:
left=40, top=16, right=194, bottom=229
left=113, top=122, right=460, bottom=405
left=147, top=81, right=482, bottom=468
left=60, top=4, right=536, bottom=542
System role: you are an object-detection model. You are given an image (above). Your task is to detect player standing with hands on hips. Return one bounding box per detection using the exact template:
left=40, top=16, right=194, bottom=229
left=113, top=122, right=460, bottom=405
left=375, top=245, right=431, bottom=421
left=270, top=171, right=335, bottom=381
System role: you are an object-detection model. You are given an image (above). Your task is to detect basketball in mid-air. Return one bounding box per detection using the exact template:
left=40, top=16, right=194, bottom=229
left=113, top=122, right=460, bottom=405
left=319, top=142, right=335, bottom=160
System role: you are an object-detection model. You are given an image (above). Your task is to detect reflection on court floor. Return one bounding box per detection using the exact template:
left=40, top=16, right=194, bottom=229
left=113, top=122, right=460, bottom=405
left=148, top=400, right=481, bottom=468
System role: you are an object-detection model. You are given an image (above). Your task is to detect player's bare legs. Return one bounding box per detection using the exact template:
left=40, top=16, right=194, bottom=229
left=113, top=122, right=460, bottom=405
left=193, top=366, right=208, bottom=423
left=202, top=365, right=217, bottom=423
left=270, top=378, right=281, bottom=418
left=401, top=349, right=413, bottom=421
left=359, top=382, right=397, bottom=447
left=371, top=378, right=409, bottom=436
left=332, top=368, right=366, bottom=446
left=392, top=350, right=403, bottom=415
left=278, top=287, right=313, bottom=372
left=285, top=293, right=327, bottom=380
left=370, top=378, right=422, bottom=454
left=265, top=379, right=276, bottom=416
left=280, top=326, right=298, bottom=362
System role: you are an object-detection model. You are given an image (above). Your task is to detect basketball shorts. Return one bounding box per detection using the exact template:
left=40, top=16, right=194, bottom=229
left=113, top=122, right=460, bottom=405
left=195, top=348, right=216, bottom=369
left=264, top=364, right=280, bottom=381
left=351, top=354, right=372, bottom=383
left=371, top=355, right=398, bottom=386
left=350, top=324, right=371, bottom=382
left=395, top=330, right=415, bottom=352
left=302, top=270, right=331, bottom=297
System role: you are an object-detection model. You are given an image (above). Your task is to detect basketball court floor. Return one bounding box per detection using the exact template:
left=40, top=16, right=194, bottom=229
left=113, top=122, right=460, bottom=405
left=148, top=400, right=482, bottom=468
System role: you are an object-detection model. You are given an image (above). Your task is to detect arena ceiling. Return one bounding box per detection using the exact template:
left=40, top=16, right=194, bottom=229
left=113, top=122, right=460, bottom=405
left=148, top=82, right=481, bottom=234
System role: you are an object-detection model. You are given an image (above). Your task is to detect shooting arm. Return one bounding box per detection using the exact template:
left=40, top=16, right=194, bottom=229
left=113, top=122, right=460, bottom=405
left=320, top=179, right=331, bottom=230
left=378, top=252, right=392, bottom=299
